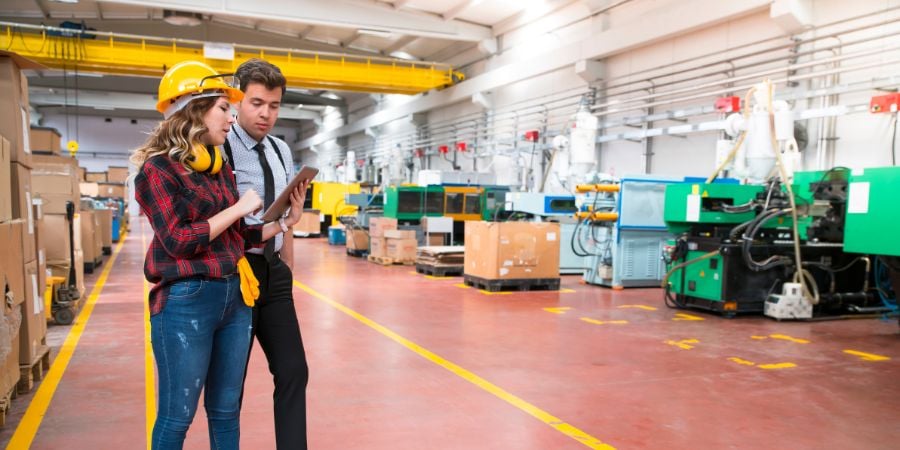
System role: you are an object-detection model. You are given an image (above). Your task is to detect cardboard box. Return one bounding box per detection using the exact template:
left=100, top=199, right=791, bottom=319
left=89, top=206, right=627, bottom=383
left=42, top=214, right=72, bottom=263
left=369, top=237, right=387, bottom=258
left=85, top=172, right=107, bottom=183
left=29, top=127, right=61, bottom=154
left=73, top=212, right=82, bottom=252
left=80, top=182, right=99, bottom=197
left=345, top=229, right=369, bottom=251
left=19, top=259, right=46, bottom=365
left=2, top=222, right=26, bottom=308
left=9, top=218, right=35, bottom=276
left=11, top=162, right=33, bottom=221
left=107, top=166, right=129, bottom=183
left=386, top=238, right=417, bottom=262
left=80, top=210, right=98, bottom=264
left=0, top=305, right=22, bottom=399
left=428, top=233, right=448, bottom=246
left=74, top=249, right=84, bottom=297
left=95, top=209, right=113, bottom=250
left=368, top=217, right=398, bottom=238
left=32, top=154, right=80, bottom=214
left=292, top=210, right=321, bottom=235
left=0, top=53, right=41, bottom=169
left=97, top=183, right=126, bottom=198
left=383, top=229, right=416, bottom=240
left=78, top=166, right=86, bottom=182
left=464, top=221, right=561, bottom=280
left=0, top=135, right=10, bottom=222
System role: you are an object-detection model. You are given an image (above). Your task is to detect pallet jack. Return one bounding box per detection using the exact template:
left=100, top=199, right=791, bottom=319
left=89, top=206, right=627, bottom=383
left=44, top=202, right=81, bottom=325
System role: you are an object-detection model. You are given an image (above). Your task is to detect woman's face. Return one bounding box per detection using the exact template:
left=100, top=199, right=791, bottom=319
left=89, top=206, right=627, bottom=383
left=200, top=96, right=235, bottom=146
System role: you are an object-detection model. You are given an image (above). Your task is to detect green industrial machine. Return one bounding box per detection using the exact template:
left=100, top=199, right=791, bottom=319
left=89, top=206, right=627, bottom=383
left=662, top=170, right=879, bottom=317
left=383, top=185, right=445, bottom=222
left=480, top=185, right=510, bottom=221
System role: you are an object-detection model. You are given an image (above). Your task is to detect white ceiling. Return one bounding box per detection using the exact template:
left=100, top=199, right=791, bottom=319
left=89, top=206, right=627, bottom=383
left=0, top=0, right=573, bottom=123
left=0, top=0, right=553, bottom=62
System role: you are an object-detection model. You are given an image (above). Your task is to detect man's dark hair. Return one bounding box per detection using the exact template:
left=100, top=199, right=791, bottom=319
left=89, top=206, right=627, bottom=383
left=235, top=58, right=286, bottom=95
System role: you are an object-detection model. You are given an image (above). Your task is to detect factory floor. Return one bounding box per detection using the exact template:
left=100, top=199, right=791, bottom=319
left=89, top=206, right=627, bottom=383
left=1, top=216, right=899, bottom=449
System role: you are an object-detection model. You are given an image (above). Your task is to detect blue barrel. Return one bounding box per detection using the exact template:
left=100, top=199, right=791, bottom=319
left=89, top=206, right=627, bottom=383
left=327, top=226, right=346, bottom=245
left=112, top=214, right=121, bottom=242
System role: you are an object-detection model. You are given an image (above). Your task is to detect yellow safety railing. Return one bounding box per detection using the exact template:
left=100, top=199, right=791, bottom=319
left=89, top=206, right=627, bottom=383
left=1, top=22, right=464, bottom=95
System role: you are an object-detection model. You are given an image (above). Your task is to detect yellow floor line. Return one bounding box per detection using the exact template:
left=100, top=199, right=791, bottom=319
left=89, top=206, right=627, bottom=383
left=141, top=222, right=156, bottom=450
left=7, top=232, right=128, bottom=449
left=293, top=280, right=615, bottom=450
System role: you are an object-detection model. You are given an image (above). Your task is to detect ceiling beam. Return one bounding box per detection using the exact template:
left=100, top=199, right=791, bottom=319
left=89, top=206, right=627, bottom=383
left=443, top=0, right=479, bottom=22
left=393, top=0, right=411, bottom=10
left=97, top=0, right=492, bottom=42
left=381, top=35, right=418, bottom=54
left=342, top=32, right=362, bottom=48
left=33, top=0, right=50, bottom=19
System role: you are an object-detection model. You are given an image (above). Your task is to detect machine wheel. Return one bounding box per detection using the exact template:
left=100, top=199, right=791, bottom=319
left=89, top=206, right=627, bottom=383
left=55, top=307, right=76, bottom=325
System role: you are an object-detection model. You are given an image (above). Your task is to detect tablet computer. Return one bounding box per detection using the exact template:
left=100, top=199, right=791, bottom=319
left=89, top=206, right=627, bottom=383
left=261, top=165, right=319, bottom=222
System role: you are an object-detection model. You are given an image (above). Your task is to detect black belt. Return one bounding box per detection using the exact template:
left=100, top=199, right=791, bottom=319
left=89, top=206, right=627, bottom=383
left=247, top=252, right=281, bottom=261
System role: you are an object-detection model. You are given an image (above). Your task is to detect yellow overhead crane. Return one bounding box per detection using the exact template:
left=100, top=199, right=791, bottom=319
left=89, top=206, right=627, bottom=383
left=0, top=21, right=464, bottom=95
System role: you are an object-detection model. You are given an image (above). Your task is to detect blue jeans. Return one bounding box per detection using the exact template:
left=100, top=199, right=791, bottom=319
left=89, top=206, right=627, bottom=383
left=151, top=275, right=252, bottom=450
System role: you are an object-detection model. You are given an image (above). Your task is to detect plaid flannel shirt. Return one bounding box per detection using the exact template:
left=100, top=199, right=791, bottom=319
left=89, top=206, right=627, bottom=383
left=136, top=155, right=263, bottom=315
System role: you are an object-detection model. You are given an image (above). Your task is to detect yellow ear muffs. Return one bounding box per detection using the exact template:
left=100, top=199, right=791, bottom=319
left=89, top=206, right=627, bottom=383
left=187, top=143, right=223, bottom=175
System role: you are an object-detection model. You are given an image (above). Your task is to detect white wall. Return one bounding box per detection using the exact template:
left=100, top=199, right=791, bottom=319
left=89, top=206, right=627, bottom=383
left=306, top=0, right=900, bottom=187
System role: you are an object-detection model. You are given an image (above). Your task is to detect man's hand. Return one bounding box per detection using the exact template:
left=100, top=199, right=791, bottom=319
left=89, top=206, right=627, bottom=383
left=284, top=180, right=309, bottom=227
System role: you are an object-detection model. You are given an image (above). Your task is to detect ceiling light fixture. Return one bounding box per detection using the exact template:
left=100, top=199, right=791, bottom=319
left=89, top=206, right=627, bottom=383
left=357, top=28, right=394, bottom=38
left=163, top=9, right=203, bottom=27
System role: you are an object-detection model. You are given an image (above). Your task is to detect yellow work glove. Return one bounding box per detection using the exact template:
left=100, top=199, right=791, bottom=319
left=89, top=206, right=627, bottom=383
left=236, top=256, right=260, bottom=307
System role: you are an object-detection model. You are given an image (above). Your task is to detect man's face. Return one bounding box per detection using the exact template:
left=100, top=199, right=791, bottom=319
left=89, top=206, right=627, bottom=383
left=236, top=82, right=282, bottom=141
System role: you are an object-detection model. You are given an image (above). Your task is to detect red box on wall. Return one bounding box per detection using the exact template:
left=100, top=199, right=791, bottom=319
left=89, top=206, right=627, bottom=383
left=438, top=145, right=449, bottom=154
left=870, top=93, right=900, bottom=114
left=524, top=130, right=539, bottom=142
left=715, top=96, right=741, bottom=113
left=455, top=142, right=467, bottom=152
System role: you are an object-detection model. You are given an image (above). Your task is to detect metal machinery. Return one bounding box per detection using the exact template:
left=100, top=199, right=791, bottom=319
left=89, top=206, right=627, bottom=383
left=344, top=192, right=384, bottom=229
left=480, top=185, right=510, bottom=221
left=383, top=185, right=444, bottom=222
left=504, top=192, right=583, bottom=274
left=305, top=181, right=361, bottom=234
left=578, top=176, right=679, bottom=288
left=662, top=169, right=894, bottom=318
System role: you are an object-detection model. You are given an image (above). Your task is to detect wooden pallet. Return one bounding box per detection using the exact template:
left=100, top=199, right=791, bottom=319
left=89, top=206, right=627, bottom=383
left=367, top=255, right=415, bottom=266
left=415, top=264, right=463, bottom=277
left=346, top=248, right=367, bottom=258
left=463, top=275, right=561, bottom=292
left=0, top=380, right=19, bottom=427
left=17, top=345, right=51, bottom=395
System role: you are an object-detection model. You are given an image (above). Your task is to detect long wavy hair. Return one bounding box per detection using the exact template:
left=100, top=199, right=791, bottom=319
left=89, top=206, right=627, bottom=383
left=130, top=96, right=219, bottom=171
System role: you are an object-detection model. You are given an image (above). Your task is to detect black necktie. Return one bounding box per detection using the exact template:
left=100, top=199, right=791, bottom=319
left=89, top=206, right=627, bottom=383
left=253, top=142, right=276, bottom=261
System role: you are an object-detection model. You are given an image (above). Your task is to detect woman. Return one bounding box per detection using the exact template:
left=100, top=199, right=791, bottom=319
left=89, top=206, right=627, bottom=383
left=132, top=60, right=305, bottom=450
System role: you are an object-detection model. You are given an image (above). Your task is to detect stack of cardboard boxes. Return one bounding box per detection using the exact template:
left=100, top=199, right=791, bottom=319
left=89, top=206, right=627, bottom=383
left=0, top=51, right=50, bottom=399
left=367, top=217, right=417, bottom=263
left=31, top=153, right=85, bottom=297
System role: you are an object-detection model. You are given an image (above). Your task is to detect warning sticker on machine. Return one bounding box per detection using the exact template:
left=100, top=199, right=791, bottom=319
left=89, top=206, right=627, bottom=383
left=686, top=194, right=701, bottom=222
left=847, top=182, right=870, bottom=214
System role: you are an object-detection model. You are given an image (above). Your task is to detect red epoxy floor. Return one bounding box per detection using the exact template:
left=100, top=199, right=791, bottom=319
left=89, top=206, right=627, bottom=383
left=2, top=217, right=899, bottom=449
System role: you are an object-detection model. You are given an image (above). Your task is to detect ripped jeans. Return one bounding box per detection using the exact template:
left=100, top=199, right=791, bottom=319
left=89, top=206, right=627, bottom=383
left=150, top=274, right=252, bottom=450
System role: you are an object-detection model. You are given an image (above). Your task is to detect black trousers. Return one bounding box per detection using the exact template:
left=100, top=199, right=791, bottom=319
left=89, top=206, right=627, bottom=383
left=243, top=253, right=309, bottom=450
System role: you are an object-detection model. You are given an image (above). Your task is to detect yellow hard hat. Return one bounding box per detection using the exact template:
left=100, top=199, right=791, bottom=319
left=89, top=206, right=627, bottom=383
left=156, top=60, right=243, bottom=118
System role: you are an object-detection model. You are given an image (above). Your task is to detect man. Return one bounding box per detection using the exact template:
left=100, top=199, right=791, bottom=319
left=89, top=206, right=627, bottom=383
left=226, top=58, right=309, bottom=449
